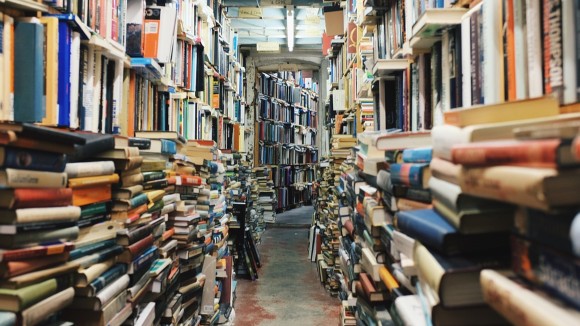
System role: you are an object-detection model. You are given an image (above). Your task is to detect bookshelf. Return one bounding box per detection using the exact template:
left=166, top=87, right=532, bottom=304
left=254, top=71, right=320, bottom=212
left=314, top=1, right=580, bottom=326
left=0, top=0, right=249, bottom=324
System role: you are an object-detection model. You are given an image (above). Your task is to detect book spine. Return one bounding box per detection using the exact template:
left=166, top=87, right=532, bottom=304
left=95, top=274, right=129, bottom=309
left=514, top=208, right=576, bottom=256
left=3, top=169, right=67, bottom=188
left=511, top=236, right=580, bottom=308
left=561, top=0, right=577, bottom=104
left=16, top=220, right=78, bottom=233
left=127, top=234, right=154, bottom=256
left=142, top=171, right=165, bottom=182
left=390, top=163, right=426, bottom=189
left=450, top=140, right=560, bottom=166
left=131, top=246, right=158, bottom=273
left=89, top=263, right=127, bottom=295
left=69, top=173, right=119, bottom=188
left=128, top=192, right=149, bottom=209
left=402, top=148, right=432, bottom=163
left=68, top=239, right=116, bottom=261
left=65, top=161, right=116, bottom=179
left=80, top=201, right=110, bottom=218
left=2, top=148, right=66, bottom=172
left=11, top=188, right=73, bottom=209
left=544, top=0, right=564, bottom=102
left=21, top=287, right=75, bottom=326
left=470, top=10, right=480, bottom=105
left=126, top=225, right=153, bottom=245
left=0, top=243, right=73, bottom=262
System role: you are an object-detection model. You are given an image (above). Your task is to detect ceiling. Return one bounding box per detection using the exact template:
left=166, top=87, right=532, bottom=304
left=223, top=0, right=328, bottom=52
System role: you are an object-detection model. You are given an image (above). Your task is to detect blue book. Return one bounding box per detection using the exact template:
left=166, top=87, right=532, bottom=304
left=396, top=209, right=509, bottom=255
left=69, top=239, right=117, bottom=261
left=160, top=139, right=177, bottom=155
left=14, top=22, right=44, bottom=123
left=390, top=163, right=430, bottom=189
left=83, top=263, right=127, bottom=296
left=57, top=21, right=72, bottom=127
left=0, top=312, right=16, bottom=326
left=0, top=147, right=67, bottom=172
left=402, top=147, right=433, bottom=163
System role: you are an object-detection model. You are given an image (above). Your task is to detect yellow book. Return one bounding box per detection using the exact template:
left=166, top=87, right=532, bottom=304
left=443, top=96, right=559, bottom=127
left=38, top=17, right=59, bottom=126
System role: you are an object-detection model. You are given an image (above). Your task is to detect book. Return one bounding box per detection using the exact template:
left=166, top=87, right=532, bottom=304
left=0, top=188, right=72, bottom=209
left=71, top=184, right=112, bottom=206
left=68, top=274, right=129, bottom=310
left=451, top=138, right=579, bottom=167
left=481, top=269, right=580, bottom=326
left=135, top=130, right=186, bottom=144
left=13, top=21, right=44, bottom=123
left=0, top=226, right=80, bottom=248
left=0, top=169, right=67, bottom=188
left=395, top=209, right=509, bottom=255
left=0, top=205, right=80, bottom=224
left=18, top=287, right=73, bottom=326
left=443, top=96, right=560, bottom=127
left=414, top=242, right=509, bottom=307
left=373, top=131, right=432, bottom=151
left=0, top=219, right=79, bottom=235
left=458, top=165, right=580, bottom=210
left=0, top=242, right=74, bottom=262
left=74, top=258, right=116, bottom=287
left=0, top=146, right=66, bottom=172
left=65, top=161, right=116, bottom=178
left=0, top=277, right=70, bottom=312
left=390, top=163, right=431, bottom=189
left=94, top=147, right=139, bottom=159
left=75, top=263, right=128, bottom=297
left=401, top=147, right=432, bottom=163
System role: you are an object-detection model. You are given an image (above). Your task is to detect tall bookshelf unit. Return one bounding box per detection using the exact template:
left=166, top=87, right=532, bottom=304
left=254, top=71, right=320, bottom=212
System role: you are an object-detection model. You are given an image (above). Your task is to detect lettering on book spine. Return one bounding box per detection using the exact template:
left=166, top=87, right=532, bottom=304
left=549, top=1, right=563, bottom=100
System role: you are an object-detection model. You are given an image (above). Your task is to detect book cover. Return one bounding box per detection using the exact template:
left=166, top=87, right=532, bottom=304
left=13, top=22, right=44, bottom=123
left=0, top=147, right=67, bottom=172
left=0, top=168, right=67, bottom=188
left=20, top=287, right=75, bottom=325
left=0, top=188, right=72, bottom=209
left=396, top=209, right=509, bottom=255
left=65, top=161, right=116, bottom=178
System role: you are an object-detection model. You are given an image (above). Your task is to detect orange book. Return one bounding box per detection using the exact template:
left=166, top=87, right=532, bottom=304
left=233, top=124, right=240, bottom=151
left=127, top=71, right=136, bottom=137
left=506, top=0, right=516, bottom=101
left=68, top=173, right=120, bottom=188
left=72, top=184, right=112, bottom=206
left=143, top=7, right=160, bottom=58
left=1, top=252, right=69, bottom=278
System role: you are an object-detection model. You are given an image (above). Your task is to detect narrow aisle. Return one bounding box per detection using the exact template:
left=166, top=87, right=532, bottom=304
left=234, top=217, right=339, bottom=325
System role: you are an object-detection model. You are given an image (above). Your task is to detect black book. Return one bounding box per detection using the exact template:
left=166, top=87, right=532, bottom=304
left=67, top=132, right=115, bottom=162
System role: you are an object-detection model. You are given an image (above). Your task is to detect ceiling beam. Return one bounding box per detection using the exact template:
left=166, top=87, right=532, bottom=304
left=221, top=0, right=324, bottom=7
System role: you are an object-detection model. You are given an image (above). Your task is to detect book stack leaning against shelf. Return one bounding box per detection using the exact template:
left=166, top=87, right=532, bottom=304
left=0, top=123, right=90, bottom=325
left=430, top=97, right=580, bottom=325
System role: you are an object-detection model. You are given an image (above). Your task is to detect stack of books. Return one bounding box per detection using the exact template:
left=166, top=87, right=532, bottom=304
left=430, top=101, right=580, bottom=324
left=0, top=124, right=90, bottom=325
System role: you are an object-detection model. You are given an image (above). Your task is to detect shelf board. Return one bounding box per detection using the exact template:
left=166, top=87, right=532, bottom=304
left=410, top=8, right=468, bottom=49
left=4, top=0, right=48, bottom=12
left=372, top=58, right=409, bottom=77
left=46, top=14, right=92, bottom=40
left=88, top=34, right=127, bottom=61
left=131, top=58, right=167, bottom=85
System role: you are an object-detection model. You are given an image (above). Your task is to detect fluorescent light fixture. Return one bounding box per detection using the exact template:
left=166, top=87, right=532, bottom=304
left=287, top=5, right=294, bottom=52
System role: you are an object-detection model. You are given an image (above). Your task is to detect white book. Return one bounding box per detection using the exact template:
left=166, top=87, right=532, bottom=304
left=562, top=0, right=577, bottom=104
left=65, top=161, right=116, bottom=178
left=482, top=0, right=504, bottom=104
left=440, top=30, right=450, bottom=113
left=394, top=295, right=428, bottom=326
left=69, top=32, right=81, bottom=129
left=460, top=14, right=472, bottom=107
left=525, top=0, right=544, bottom=97
left=134, top=302, right=156, bottom=326
left=514, top=0, right=529, bottom=99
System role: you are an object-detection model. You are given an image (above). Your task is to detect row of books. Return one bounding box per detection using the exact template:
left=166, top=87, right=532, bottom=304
left=258, top=97, right=319, bottom=128
left=276, top=186, right=313, bottom=211
left=270, top=165, right=316, bottom=189
left=257, top=143, right=318, bottom=166
left=257, top=121, right=317, bottom=147
left=0, top=0, right=248, bottom=153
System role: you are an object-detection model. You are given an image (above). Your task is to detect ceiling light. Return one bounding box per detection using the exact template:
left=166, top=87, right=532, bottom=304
left=287, top=5, right=294, bottom=52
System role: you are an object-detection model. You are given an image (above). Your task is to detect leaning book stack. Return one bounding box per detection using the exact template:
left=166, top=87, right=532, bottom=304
left=0, top=123, right=90, bottom=325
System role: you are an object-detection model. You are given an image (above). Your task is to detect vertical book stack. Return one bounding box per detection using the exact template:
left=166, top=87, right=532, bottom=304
left=0, top=123, right=89, bottom=325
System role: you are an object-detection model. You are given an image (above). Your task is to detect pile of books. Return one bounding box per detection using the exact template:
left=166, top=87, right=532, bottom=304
left=0, top=123, right=89, bottom=325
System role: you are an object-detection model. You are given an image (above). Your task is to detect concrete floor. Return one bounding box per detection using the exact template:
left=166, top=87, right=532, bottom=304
left=272, top=205, right=315, bottom=227
left=234, top=208, right=339, bottom=326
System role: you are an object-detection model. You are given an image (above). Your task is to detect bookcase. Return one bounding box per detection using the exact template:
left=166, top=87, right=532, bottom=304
left=313, top=1, right=580, bottom=326
left=0, top=0, right=249, bottom=325
left=254, top=71, right=320, bottom=212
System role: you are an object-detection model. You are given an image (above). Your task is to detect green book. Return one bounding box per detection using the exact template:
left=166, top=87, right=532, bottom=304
left=0, top=278, right=58, bottom=312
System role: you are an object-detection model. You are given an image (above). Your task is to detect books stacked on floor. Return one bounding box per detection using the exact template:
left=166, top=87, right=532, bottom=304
left=430, top=101, right=580, bottom=325
left=0, top=123, right=88, bottom=325
left=253, top=167, right=277, bottom=223
left=310, top=159, right=342, bottom=296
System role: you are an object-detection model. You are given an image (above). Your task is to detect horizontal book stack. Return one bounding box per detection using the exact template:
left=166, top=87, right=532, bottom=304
left=252, top=167, right=276, bottom=224
left=0, top=123, right=92, bottom=325
left=430, top=101, right=580, bottom=324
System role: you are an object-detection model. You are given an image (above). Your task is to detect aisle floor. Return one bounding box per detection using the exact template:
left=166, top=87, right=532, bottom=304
left=273, top=205, right=315, bottom=226
left=234, top=208, right=339, bottom=326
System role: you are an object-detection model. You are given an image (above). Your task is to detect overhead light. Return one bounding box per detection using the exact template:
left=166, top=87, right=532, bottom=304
left=287, top=5, right=294, bottom=52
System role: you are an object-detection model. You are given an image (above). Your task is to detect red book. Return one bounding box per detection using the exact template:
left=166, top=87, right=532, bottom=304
left=0, top=242, right=74, bottom=262
left=451, top=139, right=578, bottom=167
left=0, top=252, right=69, bottom=277
left=0, top=188, right=73, bottom=209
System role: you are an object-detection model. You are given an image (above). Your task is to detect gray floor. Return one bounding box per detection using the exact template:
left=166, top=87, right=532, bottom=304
left=273, top=205, right=314, bottom=227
